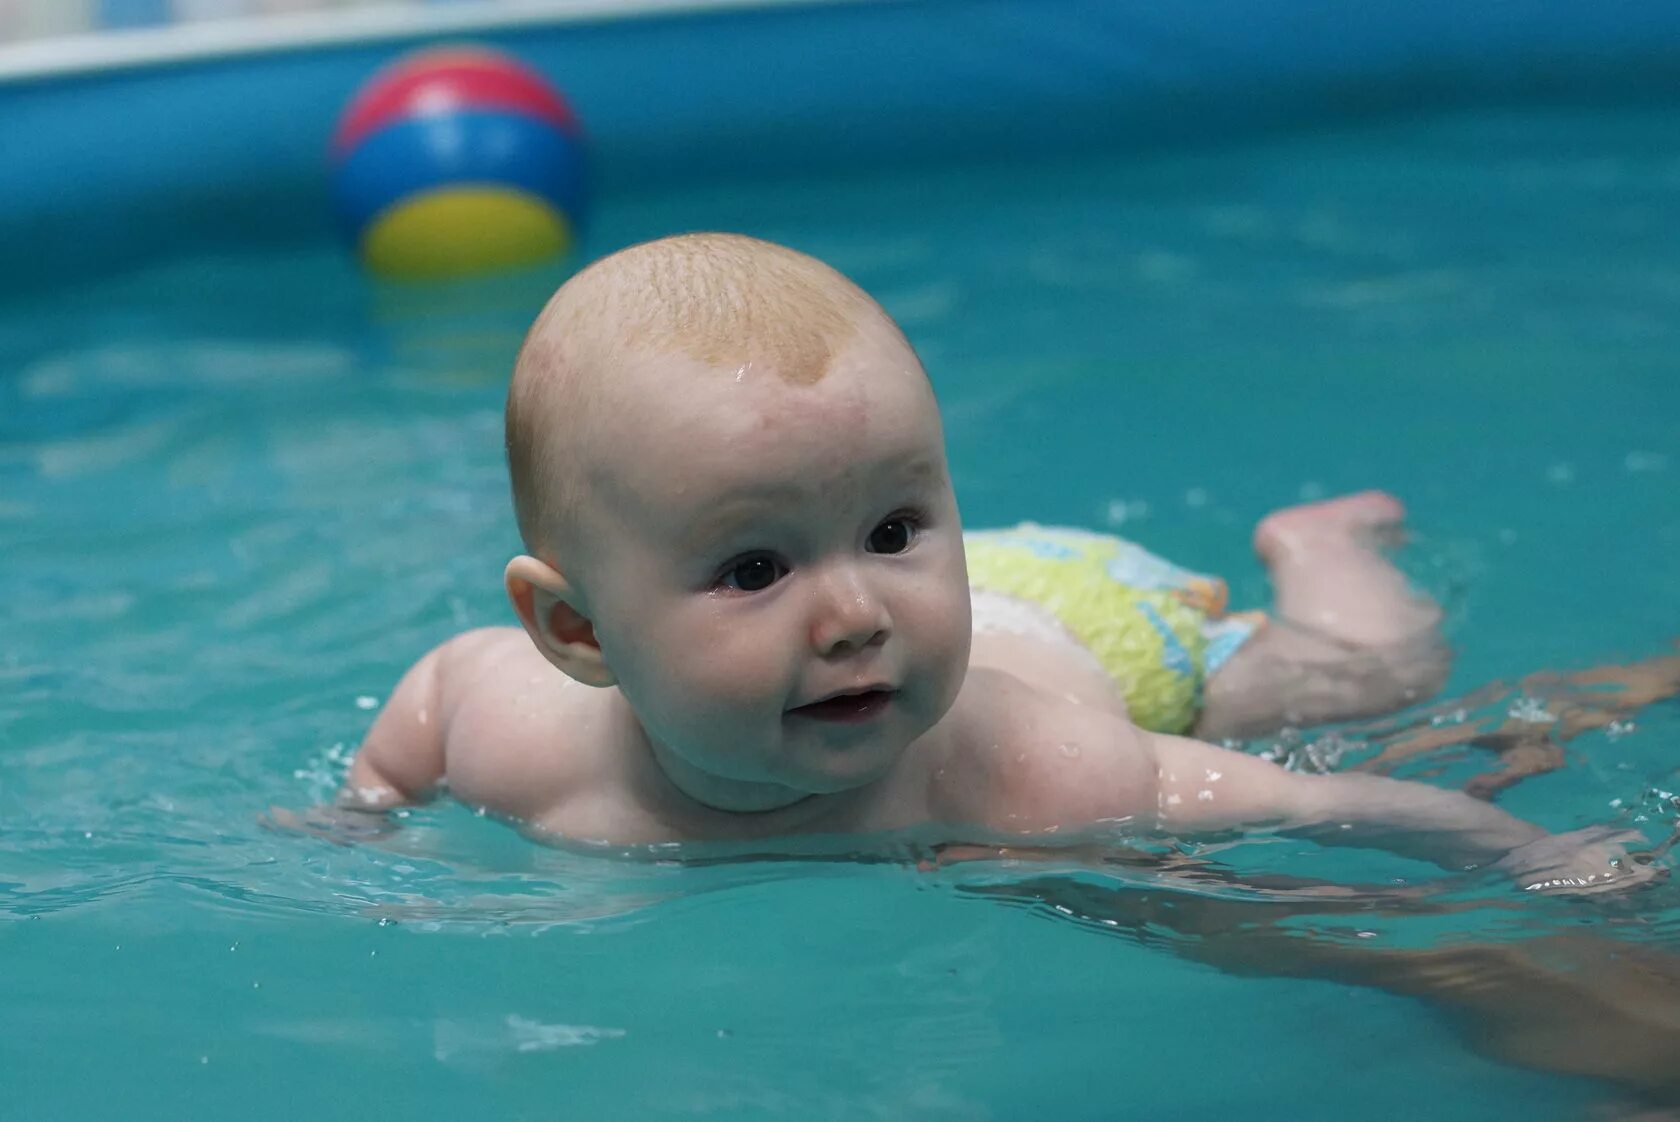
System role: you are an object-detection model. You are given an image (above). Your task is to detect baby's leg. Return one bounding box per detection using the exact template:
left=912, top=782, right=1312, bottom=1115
left=1350, top=647, right=1680, bottom=800
left=1197, top=492, right=1449, bottom=740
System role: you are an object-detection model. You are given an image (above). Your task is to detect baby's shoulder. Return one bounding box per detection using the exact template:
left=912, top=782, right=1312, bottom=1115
left=431, top=625, right=556, bottom=696
left=928, top=668, right=1160, bottom=833
left=426, top=627, right=612, bottom=822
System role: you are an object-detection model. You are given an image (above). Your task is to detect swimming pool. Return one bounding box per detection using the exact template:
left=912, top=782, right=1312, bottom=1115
left=4, top=4, right=1680, bottom=1118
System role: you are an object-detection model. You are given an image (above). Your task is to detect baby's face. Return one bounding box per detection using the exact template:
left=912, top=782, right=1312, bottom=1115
left=574, top=323, right=971, bottom=803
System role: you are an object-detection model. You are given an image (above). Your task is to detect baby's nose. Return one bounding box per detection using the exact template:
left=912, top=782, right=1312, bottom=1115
left=810, top=576, right=891, bottom=655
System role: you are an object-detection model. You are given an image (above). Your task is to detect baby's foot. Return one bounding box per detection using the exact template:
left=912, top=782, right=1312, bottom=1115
left=1253, top=491, right=1406, bottom=563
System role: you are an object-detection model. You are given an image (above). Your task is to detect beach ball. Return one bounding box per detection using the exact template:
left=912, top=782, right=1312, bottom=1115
left=330, top=47, right=586, bottom=280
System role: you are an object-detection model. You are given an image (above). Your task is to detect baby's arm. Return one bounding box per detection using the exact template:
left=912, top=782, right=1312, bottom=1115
left=959, top=674, right=1649, bottom=892
left=1149, top=733, right=1542, bottom=867
left=1148, top=732, right=1654, bottom=890
left=341, top=645, right=448, bottom=811
left=265, top=643, right=451, bottom=845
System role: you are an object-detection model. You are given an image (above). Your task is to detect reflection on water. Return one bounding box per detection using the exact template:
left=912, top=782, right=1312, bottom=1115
left=959, top=857, right=1680, bottom=1103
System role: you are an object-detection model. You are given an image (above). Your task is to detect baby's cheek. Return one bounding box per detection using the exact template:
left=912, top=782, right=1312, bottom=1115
left=670, top=611, right=793, bottom=709
left=627, top=649, right=779, bottom=762
left=907, top=577, right=972, bottom=688
left=682, top=652, right=776, bottom=708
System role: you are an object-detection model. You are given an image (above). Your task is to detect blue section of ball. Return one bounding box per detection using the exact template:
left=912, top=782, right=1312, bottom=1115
left=331, top=109, right=586, bottom=241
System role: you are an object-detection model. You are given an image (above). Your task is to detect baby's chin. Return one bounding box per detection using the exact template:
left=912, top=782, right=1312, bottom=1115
left=694, top=742, right=896, bottom=796
left=782, top=741, right=913, bottom=795
left=791, top=767, right=894, bottom=796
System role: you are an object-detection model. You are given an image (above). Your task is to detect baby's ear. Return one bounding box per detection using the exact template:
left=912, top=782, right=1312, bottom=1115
left=504, top=555, right=617, bottom=688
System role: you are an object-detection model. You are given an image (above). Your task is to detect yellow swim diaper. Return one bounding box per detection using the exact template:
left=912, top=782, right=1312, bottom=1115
left=965, top=524, right=1261, bottom=734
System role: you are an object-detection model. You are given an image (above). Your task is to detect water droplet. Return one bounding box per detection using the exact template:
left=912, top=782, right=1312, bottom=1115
left=355, top=695, right=379, bottom=711
left=1508, top=696, right=1557, bottom=724
left=1104, top=498, right=1152, bottom=526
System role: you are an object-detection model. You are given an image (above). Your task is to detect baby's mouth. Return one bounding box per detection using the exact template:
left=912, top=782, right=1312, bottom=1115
left=788, top=688, right=896, bottom=724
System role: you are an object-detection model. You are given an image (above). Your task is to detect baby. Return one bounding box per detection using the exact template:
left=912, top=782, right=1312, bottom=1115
left=339, top=233, right=1648, bottom=890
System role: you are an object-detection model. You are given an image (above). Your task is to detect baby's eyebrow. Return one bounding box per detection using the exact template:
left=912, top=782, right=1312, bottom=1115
left=899, top=457, right=941, bottom=483
left=674, top=455, right=945, bottom=554
left=676, top=486, right=805, bottom=552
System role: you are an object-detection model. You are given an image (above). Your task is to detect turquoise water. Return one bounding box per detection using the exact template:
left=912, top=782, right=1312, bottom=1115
left=3, top=104, right=1679, bottom=1118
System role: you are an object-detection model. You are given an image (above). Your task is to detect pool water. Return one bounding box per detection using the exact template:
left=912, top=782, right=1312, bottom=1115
left=3, top=103, right=1679, bottom=1119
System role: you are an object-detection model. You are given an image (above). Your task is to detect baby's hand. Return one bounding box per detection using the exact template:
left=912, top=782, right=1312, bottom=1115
left=1496, top=827, right=1665, bottom=896
left=262, top=803, right=398, bottom=847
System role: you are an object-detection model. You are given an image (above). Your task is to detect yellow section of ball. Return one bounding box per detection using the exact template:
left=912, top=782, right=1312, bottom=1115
left=361, top=187, right=572, bottom=280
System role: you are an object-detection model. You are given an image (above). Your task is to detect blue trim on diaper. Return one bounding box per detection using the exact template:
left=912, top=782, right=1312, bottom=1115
left=1135, top=601, right=1195, bottom=678
left=1202, top=618, right=1258, bottom=677
left=1105, top=544, right=1200, bottom=594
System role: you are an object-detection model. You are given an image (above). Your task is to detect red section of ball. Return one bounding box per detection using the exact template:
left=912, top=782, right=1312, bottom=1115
left=332, top=47, right=579, bottom=159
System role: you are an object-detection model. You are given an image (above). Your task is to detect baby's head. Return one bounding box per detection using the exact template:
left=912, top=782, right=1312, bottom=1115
left=504, top=233, right=972, bottom=812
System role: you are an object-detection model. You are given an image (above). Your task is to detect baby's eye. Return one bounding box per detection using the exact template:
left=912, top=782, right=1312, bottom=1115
left=720, top=554, right=786, bottom=593
left=866, top=515, right=918, bottom=555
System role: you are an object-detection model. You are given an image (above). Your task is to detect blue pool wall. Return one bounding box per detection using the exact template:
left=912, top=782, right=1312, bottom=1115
left=4, top=0, right=1680, bottom=291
